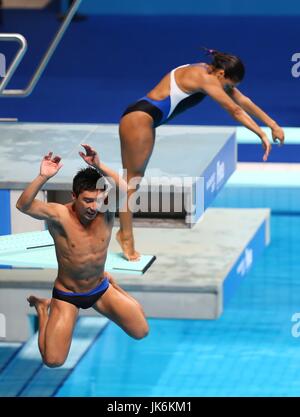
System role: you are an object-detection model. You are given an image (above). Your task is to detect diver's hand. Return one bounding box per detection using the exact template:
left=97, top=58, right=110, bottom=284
left=271, top=124, right=285, bottom=146
left=40, top=152, right=63, bottom=179
left=79, top=144, right=100, bottom=168
left=260, top=134, right=272, bottom=162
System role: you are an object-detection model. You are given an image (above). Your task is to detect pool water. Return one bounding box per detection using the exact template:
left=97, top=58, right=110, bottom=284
left=56, top=214, right=300, bottom=397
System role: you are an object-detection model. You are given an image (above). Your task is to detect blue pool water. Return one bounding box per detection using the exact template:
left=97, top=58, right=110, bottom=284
left=56, top=214, right=300, bottom=397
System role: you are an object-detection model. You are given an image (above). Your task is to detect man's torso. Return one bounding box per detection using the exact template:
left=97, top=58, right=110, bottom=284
left=48, top=203, right=114, bottom=292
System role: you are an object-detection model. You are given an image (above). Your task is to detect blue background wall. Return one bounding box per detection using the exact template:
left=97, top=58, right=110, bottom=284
left=0, top=4, right=299, bottom=160
left=71, top=0, right=300, bottom=16
left=0, top=2, right=296, bottom=170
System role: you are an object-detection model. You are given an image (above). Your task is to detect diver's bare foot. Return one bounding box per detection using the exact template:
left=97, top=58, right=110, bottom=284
left=27, top=295, right=51, bottom=314
left=116, top=230, right=141, bottom=261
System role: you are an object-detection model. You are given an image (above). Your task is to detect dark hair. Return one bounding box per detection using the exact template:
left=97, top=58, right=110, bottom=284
left=203, top=47, right=245, bottom=83
left=72, top=167, right=103, bottom=197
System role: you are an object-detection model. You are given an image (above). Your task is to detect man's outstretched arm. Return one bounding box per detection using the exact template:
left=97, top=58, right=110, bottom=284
left=16, top=152, right=63, bottom=221
left=79, top=144, right=127, bottom=193
left=79, top=144, right=128, bottom=211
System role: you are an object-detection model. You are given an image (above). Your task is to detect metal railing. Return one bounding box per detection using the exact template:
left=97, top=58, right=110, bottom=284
left=0, top=0, right=82, bottom=97
left=0, top=33, right=27, bottom=94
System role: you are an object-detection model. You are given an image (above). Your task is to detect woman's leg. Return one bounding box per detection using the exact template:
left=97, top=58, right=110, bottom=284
left=117, top=112, right=155, bottom=261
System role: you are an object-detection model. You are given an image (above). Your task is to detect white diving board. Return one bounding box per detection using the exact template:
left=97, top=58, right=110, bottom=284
left=0, top=230, right=155, bottom=274
left=0, top=123, right=236, bottom=228
left=109, top=208, right=271, bottom=319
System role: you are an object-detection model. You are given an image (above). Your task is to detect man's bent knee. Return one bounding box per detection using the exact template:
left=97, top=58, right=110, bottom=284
left=130, top=323, right=149, bottom=340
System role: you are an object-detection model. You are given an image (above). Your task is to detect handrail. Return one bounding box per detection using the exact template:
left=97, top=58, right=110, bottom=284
left=0, top=34, right=27, bottom=94
left=0, top=0, right=82, bottom=97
